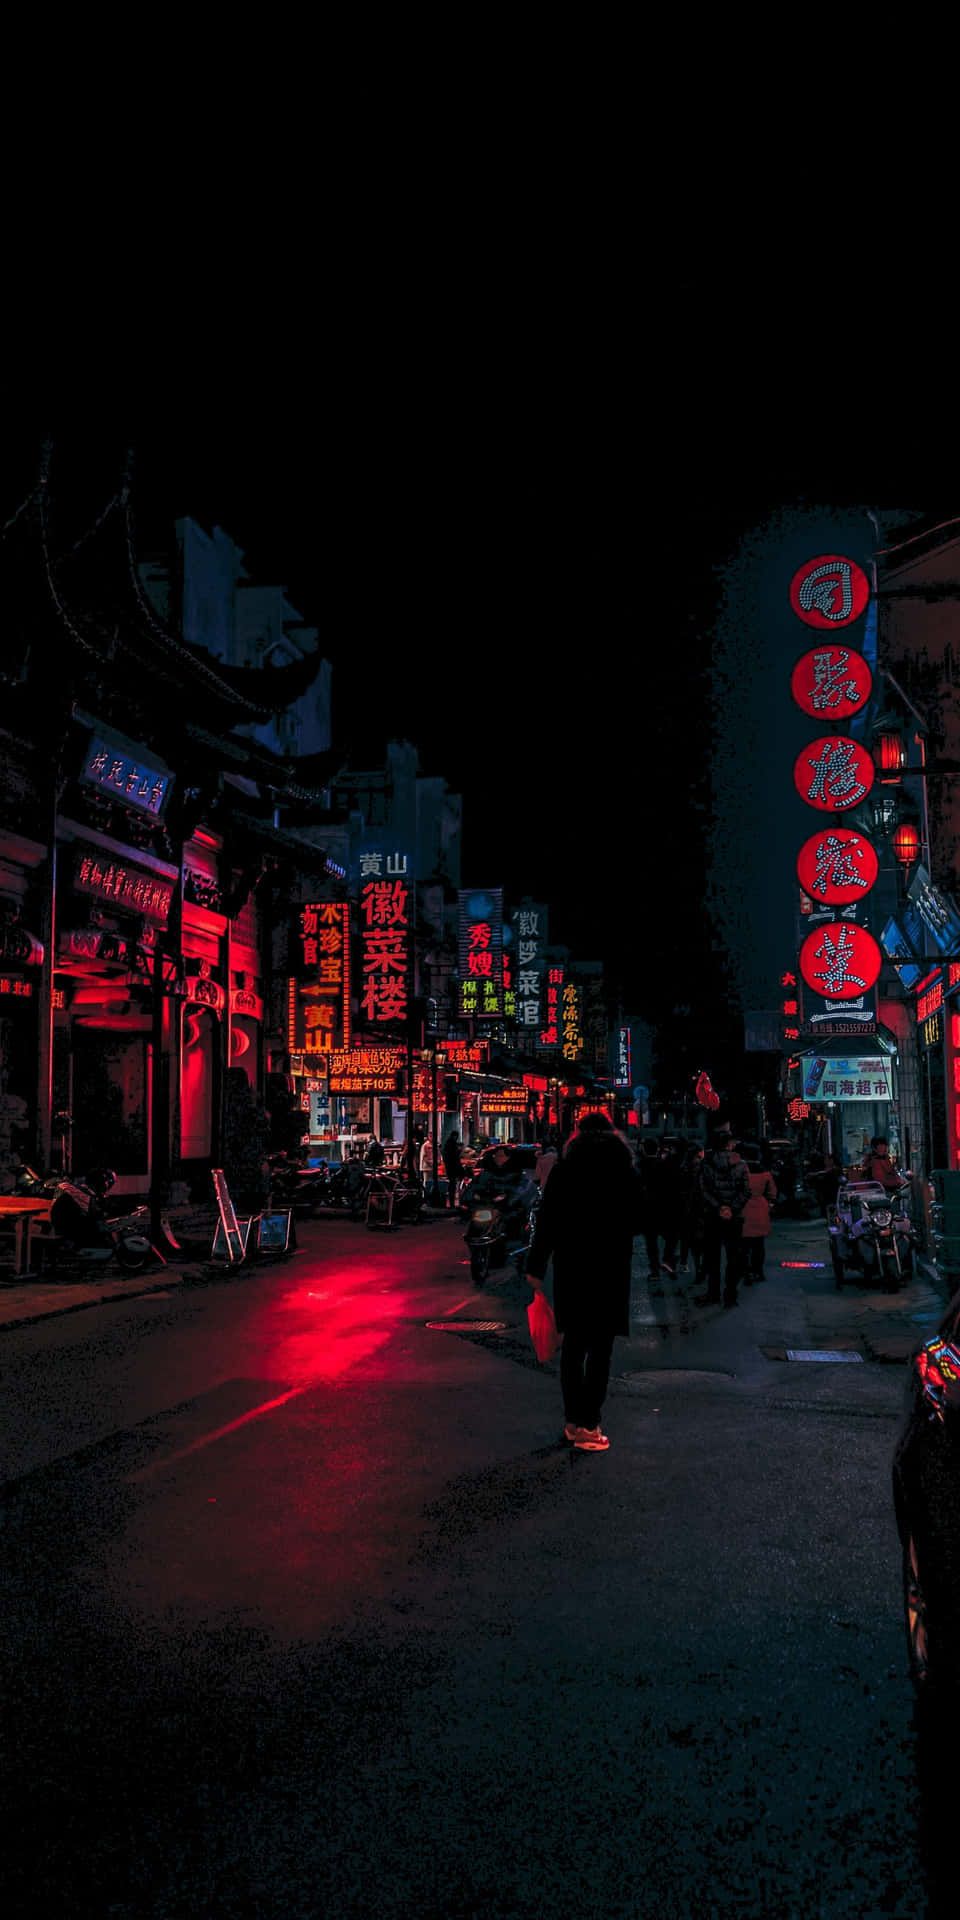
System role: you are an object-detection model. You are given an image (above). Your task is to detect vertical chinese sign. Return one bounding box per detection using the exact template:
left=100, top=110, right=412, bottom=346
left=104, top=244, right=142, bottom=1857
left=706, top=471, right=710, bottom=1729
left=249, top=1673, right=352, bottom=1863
left=359, top=856, right=411, bottom=1029
left=458, top=889, right=504, bottom=1020
left=788, top=553, right=881, bottom=1043
left=561, top=981, right=584, bottom=1063
left=291, top=901, right=352, bottom=1057
left=513, top=902, right=546, bottom=1047
left=540, top=964, right=563, bottom=1049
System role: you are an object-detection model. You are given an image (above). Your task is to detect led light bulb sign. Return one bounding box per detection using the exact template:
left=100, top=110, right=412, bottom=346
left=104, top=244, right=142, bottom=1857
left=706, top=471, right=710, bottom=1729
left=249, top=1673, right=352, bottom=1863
left=793, top=736, right=875, bottom=813
left=789, top=555, right=870, bottom=630
left=796, top=827, right=879, bottom=906
left=799, top=922, right=882, bottom=1001
left=790, top=645, right=872, bottom=720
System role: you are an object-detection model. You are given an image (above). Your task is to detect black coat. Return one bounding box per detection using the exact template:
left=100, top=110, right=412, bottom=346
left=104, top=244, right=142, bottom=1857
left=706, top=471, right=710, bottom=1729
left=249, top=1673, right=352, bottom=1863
left=526, top=1130, right=643, bottom=1337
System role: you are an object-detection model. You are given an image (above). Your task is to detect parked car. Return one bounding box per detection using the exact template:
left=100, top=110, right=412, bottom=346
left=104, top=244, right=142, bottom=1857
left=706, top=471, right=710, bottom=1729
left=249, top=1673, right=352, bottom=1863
left=893, top=1292, right=960, bottom=1690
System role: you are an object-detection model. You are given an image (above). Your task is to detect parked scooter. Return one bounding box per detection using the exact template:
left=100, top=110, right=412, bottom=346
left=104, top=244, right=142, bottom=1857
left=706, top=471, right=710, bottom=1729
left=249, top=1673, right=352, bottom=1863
left=47, top=1169, right=166, bottom=1274
left=464, top=1178, right=538, bottom=1287
left=267, top=1151, right=333, bottom=1215
left=828, top=1177, right=920, bottom=1291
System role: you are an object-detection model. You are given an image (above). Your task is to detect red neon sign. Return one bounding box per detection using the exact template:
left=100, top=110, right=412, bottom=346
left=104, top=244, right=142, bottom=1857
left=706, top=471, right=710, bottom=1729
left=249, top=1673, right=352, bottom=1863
left=799, top=922, right=882, bottom=1001
left=789, top=555, right=870, bottom=630
left=790, top=645, right=872, bottom=720
left=360, top=878, right=409, bottom=1026
left=796, top=827, right=879, bottom=906
left=917, top=980, right=944, bottom=1024
left=793, top=737, right=875, bottom=813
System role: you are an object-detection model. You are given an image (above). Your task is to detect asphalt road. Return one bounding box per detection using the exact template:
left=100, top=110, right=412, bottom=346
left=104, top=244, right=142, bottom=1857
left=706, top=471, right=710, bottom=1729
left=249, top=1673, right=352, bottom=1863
left=1, top=1210, right=956, bottom=1919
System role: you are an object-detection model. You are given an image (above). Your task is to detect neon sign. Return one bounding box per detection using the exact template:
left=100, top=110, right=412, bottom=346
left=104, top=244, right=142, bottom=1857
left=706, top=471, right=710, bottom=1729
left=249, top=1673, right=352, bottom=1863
left=796, top=827, right=878, bottom=906
left=790, top=645, right=872, bottom=719
left=799, top=922, right=882, bottom=1001
left=360, top=869, right=409, bottom=1028
left=458, top=888, right=504, bottom=1020
left=74, top=850, right=172, bottom=922
left=793, top=736, right=875, bottom=813
left=788, top=555, right=870, bottom=630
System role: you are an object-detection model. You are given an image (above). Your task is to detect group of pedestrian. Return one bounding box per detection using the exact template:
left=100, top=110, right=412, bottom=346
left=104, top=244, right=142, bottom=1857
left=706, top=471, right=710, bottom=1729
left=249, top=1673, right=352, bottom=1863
left=524, top=1112, right=784, bottom=1455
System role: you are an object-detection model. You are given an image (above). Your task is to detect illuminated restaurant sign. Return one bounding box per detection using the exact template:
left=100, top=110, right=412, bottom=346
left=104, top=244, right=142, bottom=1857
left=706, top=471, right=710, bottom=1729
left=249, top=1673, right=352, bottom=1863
left=790, top=645, right=872, bottom=719
left=360, top=856, right=410, bottom=1028
left=799, top=922, right=882, bottom=1001
left=789, top=555, right=870, bottom=630
left=295, top=901, right=351, bottom=1050
left=442, top=1040, right=489, bottom=1073
left=480, top=1087, right=528, bottom=1114
left=796, top=827, right=878, bottom=906
left=541, top=965, right=563, bottom=1048
left=561, top=981, right=584, bottom=1062
left=326, top=1046, right=406, bottom=1094
left=513, top=904, right=545, bottom=1032
left=615, top=1026, right=632, bottom=1089
left=0, top=974, right=33, bottom=998
left=793, top=736, right=875, bottom=812
left=458, top=888, right=504, bottom=1020
left=74, top=849, right=173, bottom=922
left=81, top=735, right=172, bottom=816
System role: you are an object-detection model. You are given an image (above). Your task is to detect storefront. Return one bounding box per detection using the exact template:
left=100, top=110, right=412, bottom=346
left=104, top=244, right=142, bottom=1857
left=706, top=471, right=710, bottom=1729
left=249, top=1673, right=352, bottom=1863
left=797, top=1039, right=897, bottom=1169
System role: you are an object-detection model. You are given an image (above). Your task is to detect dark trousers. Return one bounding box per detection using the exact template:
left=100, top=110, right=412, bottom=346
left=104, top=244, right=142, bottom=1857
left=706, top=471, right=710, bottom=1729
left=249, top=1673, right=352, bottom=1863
left=702, top=1217, right=744, bottom=1302
left=560, top=1324, right=616, bottom=1430
left=644, top=1225, right=677, bottom=1274
left=743, top=1236, right=767, bottom=1281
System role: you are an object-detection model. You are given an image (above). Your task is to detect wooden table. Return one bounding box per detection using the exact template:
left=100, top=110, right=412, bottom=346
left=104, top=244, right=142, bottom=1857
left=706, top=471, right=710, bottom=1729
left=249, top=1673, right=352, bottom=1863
left=0, top=1198, right=53, bottom=1275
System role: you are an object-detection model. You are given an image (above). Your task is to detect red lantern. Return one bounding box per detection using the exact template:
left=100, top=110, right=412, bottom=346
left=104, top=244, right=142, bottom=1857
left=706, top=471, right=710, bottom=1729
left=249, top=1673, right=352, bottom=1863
left=892, top=822, right=920, bottom=865
left=789, top=555, right=870, bottom=630
left=799, top=922, right=882, bottom=1001
left=875, top=732, right=906, bottom=782
left=796, top=827, right=879, bottom=905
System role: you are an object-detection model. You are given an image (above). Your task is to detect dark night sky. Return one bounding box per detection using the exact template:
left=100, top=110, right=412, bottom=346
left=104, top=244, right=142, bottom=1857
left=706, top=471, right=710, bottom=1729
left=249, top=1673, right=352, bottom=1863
left=5, top=285, right=955, bottom=1019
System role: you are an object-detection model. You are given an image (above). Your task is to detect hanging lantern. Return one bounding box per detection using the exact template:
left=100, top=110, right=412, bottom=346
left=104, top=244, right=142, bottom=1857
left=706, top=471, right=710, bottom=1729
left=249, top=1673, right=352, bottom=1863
left=892, top=822, right=920, bottom=865
left=874, top=731, right=906, bottom=781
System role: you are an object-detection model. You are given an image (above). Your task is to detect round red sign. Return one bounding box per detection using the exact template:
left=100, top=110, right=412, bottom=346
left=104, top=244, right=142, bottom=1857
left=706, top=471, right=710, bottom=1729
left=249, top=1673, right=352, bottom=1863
left=796, top=827, right=879, bottom=905
left=793, top=736, right=875, bottom=812
left=798, top=922, right=882, bottom=1001
left=789, top=555, right=870, bottom=629
left=790, top=644, right=872, bottom=720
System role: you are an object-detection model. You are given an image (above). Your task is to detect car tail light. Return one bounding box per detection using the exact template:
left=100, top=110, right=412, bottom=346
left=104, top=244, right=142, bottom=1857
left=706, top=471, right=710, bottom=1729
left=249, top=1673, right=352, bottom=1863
left=915, top=1339, right=960, bottom=1422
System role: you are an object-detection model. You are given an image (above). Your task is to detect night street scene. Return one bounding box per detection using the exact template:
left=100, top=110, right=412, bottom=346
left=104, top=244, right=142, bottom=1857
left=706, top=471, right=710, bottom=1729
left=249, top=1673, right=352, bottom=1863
left=6, top=414, right=960, bottom=1920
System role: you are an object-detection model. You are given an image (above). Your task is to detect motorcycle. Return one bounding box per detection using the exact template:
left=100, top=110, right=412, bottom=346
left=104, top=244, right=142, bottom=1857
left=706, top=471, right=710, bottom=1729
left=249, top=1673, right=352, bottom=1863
left=464, top=1179, right=538, bottom=1287
left=46, top=1168, right=167, bottom=1274
left=828, top=1177, right=919, bottom=1291
left=267, top=1151, right=334, bottom=1215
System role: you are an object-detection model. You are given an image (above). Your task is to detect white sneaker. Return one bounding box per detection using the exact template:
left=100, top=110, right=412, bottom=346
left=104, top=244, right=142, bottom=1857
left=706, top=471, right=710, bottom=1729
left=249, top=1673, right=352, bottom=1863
left=572, top=1425, right=610, bottom=1451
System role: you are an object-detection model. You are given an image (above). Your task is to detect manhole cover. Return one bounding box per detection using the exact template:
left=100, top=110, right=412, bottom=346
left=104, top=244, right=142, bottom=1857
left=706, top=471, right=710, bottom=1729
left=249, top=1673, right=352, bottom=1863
left=425, top=1320, right=506, bottom=1332
left=785, top=1349, right=864, bottom=1363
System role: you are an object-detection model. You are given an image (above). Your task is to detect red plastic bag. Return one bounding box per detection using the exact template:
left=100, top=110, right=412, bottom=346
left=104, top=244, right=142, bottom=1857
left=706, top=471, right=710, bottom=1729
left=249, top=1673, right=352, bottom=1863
left=526, top=1288, right=560, bottom=1363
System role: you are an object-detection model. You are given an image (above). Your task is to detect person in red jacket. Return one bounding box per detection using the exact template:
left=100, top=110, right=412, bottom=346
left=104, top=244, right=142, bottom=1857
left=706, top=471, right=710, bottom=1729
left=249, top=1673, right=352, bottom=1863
left=740, top=1149, right=778, bottom=1283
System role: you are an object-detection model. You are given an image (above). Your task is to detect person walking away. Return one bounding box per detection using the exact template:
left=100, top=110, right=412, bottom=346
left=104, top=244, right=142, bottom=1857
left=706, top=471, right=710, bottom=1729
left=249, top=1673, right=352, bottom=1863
left=696, top=1125, right=751, bottom=1308
left=419, top=1134, right=435, bottom=1189
left=807, top=1149, right=842, bottom=1218
left=525, top=1112, right=644, bottom=1452
left=678, top=1143, right=705, bottom=1279
left=363, top=1137, right=385, bottom=1170
left=638, top=1137, right=680, bottom=1277
left=441, top=1130, right=463, bottom=1209
left=740, top=1149, right=777, bottom=1283
left=534, top=1137, right=558, bottom=1189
